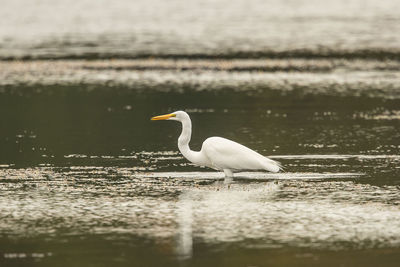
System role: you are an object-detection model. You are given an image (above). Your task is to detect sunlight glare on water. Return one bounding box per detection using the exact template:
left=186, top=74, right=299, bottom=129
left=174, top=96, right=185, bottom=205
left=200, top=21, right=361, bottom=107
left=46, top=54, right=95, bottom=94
left=1, top=166, right=399, bottom=253
left=0, top=0, right=400, bottom=266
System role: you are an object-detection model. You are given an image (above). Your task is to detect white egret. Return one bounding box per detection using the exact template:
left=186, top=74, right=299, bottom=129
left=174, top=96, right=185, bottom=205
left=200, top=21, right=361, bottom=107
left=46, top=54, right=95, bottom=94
left=151, top=111, right=282, bottom=177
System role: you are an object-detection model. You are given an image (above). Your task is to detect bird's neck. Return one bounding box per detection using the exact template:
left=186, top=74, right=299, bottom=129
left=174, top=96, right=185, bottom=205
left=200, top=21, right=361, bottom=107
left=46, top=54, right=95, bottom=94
left=177, top=117, right=202, bottom=164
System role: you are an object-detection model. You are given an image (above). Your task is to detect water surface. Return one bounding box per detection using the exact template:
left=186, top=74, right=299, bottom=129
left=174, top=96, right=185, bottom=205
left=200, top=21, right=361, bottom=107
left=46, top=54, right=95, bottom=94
left=1, top=0, right=400, bottom=266
left=1, top=59, right=399, bottom=266
left=1, top=0, right=400, bottom=59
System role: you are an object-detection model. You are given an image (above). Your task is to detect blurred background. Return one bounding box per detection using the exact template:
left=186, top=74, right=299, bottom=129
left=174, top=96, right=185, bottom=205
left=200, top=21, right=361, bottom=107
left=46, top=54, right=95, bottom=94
left=0, top=0, right=400, bottom=266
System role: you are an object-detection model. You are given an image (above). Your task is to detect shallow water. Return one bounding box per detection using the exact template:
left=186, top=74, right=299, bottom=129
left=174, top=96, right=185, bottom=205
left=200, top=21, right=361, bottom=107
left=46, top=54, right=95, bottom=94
left=1, top=0, right=400, bottom=266
left=1, top=59, right=399, bottom=266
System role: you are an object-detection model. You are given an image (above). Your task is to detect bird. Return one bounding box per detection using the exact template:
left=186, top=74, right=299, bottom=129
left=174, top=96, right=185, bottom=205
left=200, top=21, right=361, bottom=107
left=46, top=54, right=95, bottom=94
left=151, top=111, right=282, bottom=178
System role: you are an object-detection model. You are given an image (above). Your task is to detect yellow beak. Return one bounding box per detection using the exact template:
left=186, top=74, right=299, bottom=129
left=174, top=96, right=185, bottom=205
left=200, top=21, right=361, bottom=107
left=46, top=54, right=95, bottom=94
left=151, top=113, right=176, bottom=120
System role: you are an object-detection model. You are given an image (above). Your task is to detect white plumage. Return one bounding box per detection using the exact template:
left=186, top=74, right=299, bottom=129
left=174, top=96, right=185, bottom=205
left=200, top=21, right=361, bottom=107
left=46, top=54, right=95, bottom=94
left=202, top=137, right=281, bottom=173
left=151, top=111, right=282, bottom=177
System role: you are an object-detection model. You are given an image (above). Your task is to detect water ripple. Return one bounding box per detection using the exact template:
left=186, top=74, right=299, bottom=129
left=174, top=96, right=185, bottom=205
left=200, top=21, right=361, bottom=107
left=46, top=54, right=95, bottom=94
left=0, top=162, right=399, bottom=250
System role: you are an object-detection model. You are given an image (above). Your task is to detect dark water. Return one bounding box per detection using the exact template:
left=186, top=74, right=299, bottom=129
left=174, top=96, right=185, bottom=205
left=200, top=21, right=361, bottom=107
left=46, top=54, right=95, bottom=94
left=1, top=0, right=400, bottom=266
left=1, top=59, right=400, bottom=266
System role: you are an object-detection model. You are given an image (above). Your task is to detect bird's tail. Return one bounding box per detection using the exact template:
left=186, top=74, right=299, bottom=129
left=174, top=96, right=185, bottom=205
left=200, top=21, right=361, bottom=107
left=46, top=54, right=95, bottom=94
left=273, top=159, right=285, bottom=173
left=276, top=160, right=286, bottom=173
left=263, top=158, right=283, bottom=173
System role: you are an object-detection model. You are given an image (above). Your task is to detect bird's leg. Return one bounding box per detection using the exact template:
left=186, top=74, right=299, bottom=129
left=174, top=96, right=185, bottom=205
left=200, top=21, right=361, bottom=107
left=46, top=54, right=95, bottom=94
left=223, top=169, right=233, bottom=178
left=223, top=169, right=234, bottom=184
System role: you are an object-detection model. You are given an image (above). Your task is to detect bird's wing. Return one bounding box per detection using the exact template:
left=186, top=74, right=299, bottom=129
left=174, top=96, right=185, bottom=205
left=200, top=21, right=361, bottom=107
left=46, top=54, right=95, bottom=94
left=201, top=137, right=281, bottom=172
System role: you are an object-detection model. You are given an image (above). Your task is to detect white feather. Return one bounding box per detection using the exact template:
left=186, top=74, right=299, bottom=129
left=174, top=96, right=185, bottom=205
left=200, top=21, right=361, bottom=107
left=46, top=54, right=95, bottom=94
left=151, top=110, right=282, bottom=177
left=201, top=137, right=281, bottom=173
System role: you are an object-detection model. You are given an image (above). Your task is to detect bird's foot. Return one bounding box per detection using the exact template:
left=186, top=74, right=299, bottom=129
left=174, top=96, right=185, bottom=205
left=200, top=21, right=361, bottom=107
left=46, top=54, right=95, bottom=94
left=223, top=169, right=233, bottom=184
left=223, top=177, right=233, bottom=185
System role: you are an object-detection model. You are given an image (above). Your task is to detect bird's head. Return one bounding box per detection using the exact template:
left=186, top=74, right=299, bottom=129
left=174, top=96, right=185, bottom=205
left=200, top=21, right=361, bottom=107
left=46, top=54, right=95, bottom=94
left=151, top=110, right=189, bottom=122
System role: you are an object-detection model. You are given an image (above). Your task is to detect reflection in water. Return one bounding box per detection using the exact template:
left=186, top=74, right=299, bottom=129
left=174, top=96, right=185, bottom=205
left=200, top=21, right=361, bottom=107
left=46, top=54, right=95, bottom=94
left=0, top=36, right=399, bottom=266
left=176, top=191, right=193, bottom=260
left=0, top=160, right=400, bottom=266
left=1, top=165, right=399, bottom=248
left=173, top=181, right=400, bottom=250
left=136, top=171, right=364, bottom=180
